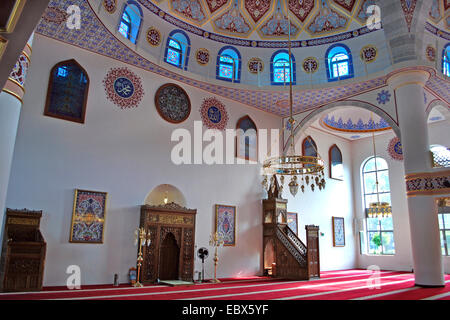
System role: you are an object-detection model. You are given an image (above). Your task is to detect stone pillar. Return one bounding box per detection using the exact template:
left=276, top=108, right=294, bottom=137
left=387, top=69, right=445, bottom=287
left=0, top=34, right=33, bottom=229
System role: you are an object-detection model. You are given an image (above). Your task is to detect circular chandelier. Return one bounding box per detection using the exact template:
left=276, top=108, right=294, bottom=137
left=367, top=112, right=392, bottom=219
left=262, top=14, right=326, bottom=198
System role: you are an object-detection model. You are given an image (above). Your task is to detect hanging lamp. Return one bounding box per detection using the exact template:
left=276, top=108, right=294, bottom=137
left=367, top=112, right=392, bottom=218
left=262, top=12, right=325, bottom=197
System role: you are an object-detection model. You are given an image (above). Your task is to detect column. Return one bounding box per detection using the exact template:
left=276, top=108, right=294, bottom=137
left=387, top=69, right=445, bottom=287
left=0, top=35, right=33, bottom=229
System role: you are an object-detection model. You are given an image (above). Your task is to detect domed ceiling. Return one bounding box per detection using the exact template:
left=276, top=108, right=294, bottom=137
left=150, top=0, right=372, bottom=41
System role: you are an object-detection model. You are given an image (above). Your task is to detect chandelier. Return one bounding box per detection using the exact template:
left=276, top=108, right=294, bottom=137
left=262, top=13, right=325, bottom=198
left=367, top=112, right=392, bottom=218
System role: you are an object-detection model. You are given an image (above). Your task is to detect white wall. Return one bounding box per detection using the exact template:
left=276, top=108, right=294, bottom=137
left=283, top=128, right=357, bottom=272
left=352, top=120, right=450, bottom=273
left=6, top=34, right=283, bottom=286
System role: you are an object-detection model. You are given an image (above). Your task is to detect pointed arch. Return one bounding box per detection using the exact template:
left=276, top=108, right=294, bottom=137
left=329, top=144, right=343, bottom=180
left=44, top=59, right=89, bottom=124
left=236, top=115, right=258, bottom=161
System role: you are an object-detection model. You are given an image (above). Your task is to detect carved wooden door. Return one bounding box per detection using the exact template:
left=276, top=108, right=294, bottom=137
left=159, top=233, right=180, bottom=280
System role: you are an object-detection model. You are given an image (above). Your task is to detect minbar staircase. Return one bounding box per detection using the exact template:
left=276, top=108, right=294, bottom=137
left=263, top=198, right=320, bottom=280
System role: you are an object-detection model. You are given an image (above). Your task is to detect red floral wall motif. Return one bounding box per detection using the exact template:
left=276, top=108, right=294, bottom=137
left=288, top=0, right=315, bottom=23
left=204, top=0, right=229, bottom=14
left=244, top=0, right=272, bottom=24
left=400, top=0, right=417, bottom=31
left=332, top=0, right=357, bottom=13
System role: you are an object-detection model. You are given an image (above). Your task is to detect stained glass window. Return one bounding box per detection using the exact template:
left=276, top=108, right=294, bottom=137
left=165, top=31, right=190, bottom=70
left=44, top=60, right=89, bottom=123
left=218, top=54, right=234, bottom=79
left=326, top=44, right=354, bottom=81
left=271, top=51, right=295, bottom=85
left=362, top=157, right=395, bottom=255
left=166, top=39, right=182, bottom=67
left=443, top=45, right=450, bottom=77
left=216, top=47, right=240, bottom=82
left=118, top=2, right=142, bottom=44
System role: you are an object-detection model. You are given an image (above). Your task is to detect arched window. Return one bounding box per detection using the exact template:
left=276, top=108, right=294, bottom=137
left=271, top=50, right=296, bottom=85
left=118, top=1, right=143, bottom=44
left=326, top=44, right=354, bottom=81
left=165, top=30, right=190, bottom=70
left=443, top=44, right=450, bottom=77
left=431, top=144, right=450, bottom=168
left=302, top=136, right=317, bottom=169
left=362, top=157, right=395, bottom=255
left=329, top=144, right=343, bottom=180
left=44, top=59, right=89, bottom=124
left=302, top=136, right=317, bottom=157
left=216, top=46, right=241, bottom=83
left=236, top=115, right=257, bottom=161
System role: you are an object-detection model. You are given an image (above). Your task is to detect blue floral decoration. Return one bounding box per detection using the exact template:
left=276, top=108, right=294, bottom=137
left=377, top=90, right=391, bottom=105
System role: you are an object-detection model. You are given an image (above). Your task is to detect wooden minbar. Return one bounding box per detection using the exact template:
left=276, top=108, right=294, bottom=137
left=139, top=203, right=196, bottom=283
left=0, top=208, right=46, bottom=292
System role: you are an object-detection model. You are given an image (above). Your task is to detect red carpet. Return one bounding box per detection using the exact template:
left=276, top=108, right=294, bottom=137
left=0, top=270, right=448, bottom=300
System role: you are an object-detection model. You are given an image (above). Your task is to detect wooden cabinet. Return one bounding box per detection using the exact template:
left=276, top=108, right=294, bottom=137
left=139, top=203, right=196, bottom=283
left=0, top=209, right=46, bottom=292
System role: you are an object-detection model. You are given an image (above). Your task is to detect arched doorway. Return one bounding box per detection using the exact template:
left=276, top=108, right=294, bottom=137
left=264, top=239, right=275, bottom=276
left=159, top=233, right=180, bottom=280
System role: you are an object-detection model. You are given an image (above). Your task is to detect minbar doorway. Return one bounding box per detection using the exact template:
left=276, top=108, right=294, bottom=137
left=159, top=233, right=180, bottom=280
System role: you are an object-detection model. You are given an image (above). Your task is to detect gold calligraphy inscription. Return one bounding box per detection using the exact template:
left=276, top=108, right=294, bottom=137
left=276, top=202, right=287, bottom=209
left=8, top=218, right=38, bottom=226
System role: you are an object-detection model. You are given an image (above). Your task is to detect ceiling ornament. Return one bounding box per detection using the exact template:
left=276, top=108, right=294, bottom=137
left=103, top=68, right=144, bottom=109
left=213, top=0, right=251, bottom=36
left=332, top=0, right=357, bottom=14
left=302, top=57, right=319, bottom=74
left=288, top=0, right=315, bottom=24
left=200, top=97, right=229, bottom=130
left=204, top=0, right=229, bottom=14
left=429, top=0, right=442, bottom=23
left=387, top=137, right=404, bottom=161
left=244, top=0, right=272, bottom=24
left=360, top=45, right=378, bottom=63
left=400, top=0, right=417, bottom=32
left=355, top=0, right=376, bottom=25
left=248, top=57, right=264, bottom=74
left=445, top=0, right=450, bottom=10
left=196, top=48, right=210, bottom=65
left=426, top=45, right=436, bottom=62
left=259, top=0, right=300, bottom=38
left=321, top=114, right=391, bottom=133
left=146, top=27, right=161, bottom=46
left=376, top=89, right=391, bottom=105
left=35, top=1, right=449, bottom=116
left=102, top=0, right=117, bottom=14
left=138, top=0, right=381, bottom=47
left=42, top=6, right=68, bottom=24
left=307, top=0, right=348, bottom=36
left=170, top=0, right=207, bottom=25
left=155, top=83, right=191, bottom=123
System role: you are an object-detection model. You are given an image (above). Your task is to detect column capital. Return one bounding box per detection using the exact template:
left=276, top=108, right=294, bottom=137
left=387, top=69, right=431, bottom=90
